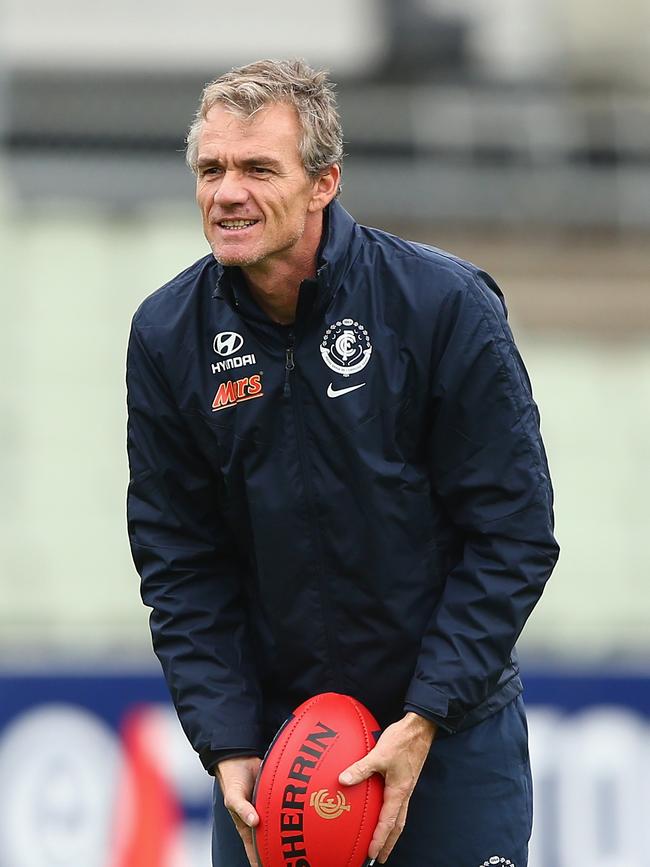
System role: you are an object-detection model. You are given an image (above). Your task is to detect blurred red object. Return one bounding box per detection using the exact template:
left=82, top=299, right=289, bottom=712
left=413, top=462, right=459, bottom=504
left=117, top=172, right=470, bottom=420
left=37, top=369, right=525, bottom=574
left=110, top=705, right=183, bottom=867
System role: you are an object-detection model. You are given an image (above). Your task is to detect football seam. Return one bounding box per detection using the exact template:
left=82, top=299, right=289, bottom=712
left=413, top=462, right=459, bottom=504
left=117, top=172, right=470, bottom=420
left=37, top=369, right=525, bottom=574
left=258, top=693, right=327, bottom=867
left=344, top=697, right=376, bottom=867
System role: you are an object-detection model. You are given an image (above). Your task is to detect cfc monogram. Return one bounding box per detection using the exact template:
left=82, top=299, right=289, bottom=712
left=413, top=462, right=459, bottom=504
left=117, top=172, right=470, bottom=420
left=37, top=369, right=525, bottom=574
left=320, top=318, right=372, bottom=377
left=480, top=858, right=514, bottom=867
left=309, top=789, right=351, bottom=820
left=211, top=375, right=263, bottom=411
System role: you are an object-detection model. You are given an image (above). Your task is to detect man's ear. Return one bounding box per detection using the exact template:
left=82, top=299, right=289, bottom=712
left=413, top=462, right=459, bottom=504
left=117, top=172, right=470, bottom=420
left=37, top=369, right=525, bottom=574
left=308, top=164, right=341, bottom=212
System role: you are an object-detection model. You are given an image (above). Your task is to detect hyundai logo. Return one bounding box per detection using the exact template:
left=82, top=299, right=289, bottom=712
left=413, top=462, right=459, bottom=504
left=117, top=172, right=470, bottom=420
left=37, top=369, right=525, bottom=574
left=213, top=331, right=244, bottom=357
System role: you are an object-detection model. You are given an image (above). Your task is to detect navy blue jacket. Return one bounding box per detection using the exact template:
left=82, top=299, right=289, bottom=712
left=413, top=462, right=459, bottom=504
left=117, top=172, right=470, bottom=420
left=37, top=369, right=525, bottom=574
left=126, top=200, right=559, bottom=773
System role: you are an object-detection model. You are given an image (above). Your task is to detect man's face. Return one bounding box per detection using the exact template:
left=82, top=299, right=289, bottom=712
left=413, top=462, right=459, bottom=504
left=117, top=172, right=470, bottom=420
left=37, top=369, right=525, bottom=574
left=196, top=102, right=322, bottom=269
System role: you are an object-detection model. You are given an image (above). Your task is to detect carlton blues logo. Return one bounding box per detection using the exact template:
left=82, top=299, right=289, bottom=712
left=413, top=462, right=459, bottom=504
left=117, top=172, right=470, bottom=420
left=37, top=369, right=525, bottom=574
left=309, top=789, right=351, bottom=820
left=320, top=319, right=372, bottom=378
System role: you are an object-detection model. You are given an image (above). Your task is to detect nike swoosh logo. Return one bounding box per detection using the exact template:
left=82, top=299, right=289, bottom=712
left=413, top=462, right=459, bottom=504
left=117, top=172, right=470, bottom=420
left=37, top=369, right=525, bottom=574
left=327, top=382, right=366, bottom=398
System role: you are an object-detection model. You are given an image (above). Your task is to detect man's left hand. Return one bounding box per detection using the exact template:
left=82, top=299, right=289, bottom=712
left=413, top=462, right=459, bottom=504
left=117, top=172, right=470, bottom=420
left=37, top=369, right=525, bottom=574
left=338, top=712, right=436, bottom=864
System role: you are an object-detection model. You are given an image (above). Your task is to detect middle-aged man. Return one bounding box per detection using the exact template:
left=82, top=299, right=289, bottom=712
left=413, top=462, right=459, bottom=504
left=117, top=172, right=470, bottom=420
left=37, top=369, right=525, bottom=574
left=126, top=59, right=559, bottom=867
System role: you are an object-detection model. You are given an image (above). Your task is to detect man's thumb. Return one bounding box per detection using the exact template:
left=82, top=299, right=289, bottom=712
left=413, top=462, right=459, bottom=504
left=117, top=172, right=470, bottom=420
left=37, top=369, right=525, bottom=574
left=339, top=758, right=373, bottom=786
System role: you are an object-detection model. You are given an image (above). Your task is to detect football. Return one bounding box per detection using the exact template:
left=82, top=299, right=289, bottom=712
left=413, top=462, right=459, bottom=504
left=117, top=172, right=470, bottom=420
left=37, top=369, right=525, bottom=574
left=253, top=692, right=384, bottom=867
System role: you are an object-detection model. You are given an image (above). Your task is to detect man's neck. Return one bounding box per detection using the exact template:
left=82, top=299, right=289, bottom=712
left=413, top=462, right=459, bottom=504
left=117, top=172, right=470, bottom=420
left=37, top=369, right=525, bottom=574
left=240, top=212, right=324, bottom=325
left=242, top=256, right=316, bottom=325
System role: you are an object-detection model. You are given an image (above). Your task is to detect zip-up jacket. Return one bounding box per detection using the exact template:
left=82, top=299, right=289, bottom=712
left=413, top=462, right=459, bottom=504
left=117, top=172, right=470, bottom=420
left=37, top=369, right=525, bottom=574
left=126, top=200, right=559, bottom=772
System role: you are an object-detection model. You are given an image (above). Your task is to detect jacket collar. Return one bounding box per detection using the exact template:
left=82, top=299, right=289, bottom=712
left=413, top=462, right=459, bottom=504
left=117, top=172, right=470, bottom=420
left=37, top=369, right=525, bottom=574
left=211, top=199, right=362, bottom=310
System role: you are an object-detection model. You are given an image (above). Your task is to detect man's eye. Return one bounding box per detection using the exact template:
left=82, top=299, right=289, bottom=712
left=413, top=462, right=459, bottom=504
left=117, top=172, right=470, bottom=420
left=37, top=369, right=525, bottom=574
left=251, top=166, right=271, bottom=176
left=202, top=167, right=222, bottom=176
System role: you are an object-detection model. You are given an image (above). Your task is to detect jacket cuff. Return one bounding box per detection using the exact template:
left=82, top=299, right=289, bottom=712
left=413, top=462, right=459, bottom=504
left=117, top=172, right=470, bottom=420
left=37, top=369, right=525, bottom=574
left=404, top=678, right=463, bottom=733
left=198, top=722, right=265, bottom=772
left=200, top=747, right=261, bottom=775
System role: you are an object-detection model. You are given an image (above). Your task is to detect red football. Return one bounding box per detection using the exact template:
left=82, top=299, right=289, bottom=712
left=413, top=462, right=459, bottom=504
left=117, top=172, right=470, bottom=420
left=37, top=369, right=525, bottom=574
left=253, top=692, right=384, bottom=867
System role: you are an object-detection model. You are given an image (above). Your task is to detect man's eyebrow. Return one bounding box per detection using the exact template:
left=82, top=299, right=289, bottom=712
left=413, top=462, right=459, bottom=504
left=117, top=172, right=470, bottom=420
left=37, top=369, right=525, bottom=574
left=241, top=156, right=282, bottom=169
left=196, top=156, right=222, bottom=168
left=196, top=155, right=282, bottom=169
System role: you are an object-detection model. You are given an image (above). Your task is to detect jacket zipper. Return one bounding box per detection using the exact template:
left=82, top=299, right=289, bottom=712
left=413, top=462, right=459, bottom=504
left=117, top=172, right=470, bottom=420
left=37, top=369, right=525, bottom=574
left=283, top=330, right=341, bottom=687
left=284, top=338, right=295, bottom=396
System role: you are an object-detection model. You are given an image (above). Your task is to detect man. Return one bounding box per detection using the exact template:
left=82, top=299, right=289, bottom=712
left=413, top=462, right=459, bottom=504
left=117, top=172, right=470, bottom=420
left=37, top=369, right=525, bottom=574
left=126, top=59, right=559, bottom=867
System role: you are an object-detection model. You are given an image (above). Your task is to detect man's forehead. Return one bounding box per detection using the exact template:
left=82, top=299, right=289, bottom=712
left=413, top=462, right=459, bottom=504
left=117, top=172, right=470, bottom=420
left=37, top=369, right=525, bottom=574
left=196, top=102, right=302, bottom=166
left=202, top=101, right=300, bottom=141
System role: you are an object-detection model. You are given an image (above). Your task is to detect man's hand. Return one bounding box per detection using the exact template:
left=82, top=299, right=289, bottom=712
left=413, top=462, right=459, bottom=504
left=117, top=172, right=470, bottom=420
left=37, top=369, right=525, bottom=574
left=338, top=712, right=436, bottom=864
left=215, top=755, right=263, bottom=867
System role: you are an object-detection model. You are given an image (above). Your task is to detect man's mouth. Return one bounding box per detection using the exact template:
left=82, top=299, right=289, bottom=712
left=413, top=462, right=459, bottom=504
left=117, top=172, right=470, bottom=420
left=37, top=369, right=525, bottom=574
left=217, top=219, right=260, bottom=231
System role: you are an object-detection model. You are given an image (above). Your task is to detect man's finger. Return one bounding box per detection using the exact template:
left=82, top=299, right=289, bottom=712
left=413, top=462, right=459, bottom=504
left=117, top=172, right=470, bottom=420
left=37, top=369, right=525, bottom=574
left=226, top=809, right=259, bottom=866
left=241, top=827, right=259, bottom=867
left=223, top=793, right=259, bottom=828
left=367, top=784, right=406, bottom=860
left=376, top=799, right=409, bottom=864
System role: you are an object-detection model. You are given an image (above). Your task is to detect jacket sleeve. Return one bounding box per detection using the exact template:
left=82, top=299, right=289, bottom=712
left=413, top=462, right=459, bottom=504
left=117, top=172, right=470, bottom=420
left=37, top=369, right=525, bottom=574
left=403, top=270, right=560, bottom=732
left=126, top=316, right=264, bottom=770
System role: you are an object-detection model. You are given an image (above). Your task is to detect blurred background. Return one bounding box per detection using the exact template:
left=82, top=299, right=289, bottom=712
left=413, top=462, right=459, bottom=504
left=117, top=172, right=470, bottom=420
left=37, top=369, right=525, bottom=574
left=1, top=1, right=649, bottom=865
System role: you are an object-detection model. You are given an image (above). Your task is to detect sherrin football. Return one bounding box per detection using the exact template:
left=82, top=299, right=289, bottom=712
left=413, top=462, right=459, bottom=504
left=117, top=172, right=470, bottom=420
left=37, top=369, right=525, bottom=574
left=253, top=692, right=384, bottom=867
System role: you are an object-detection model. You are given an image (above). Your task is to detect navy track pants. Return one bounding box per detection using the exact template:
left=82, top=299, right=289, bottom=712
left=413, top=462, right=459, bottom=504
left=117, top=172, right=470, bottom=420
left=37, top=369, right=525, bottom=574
left=212, top=695, right=532, bottom=867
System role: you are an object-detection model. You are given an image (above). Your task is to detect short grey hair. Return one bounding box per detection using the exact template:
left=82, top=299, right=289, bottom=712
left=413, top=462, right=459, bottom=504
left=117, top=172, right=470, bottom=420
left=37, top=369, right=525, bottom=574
left=185, top=58, right=343, bottom=184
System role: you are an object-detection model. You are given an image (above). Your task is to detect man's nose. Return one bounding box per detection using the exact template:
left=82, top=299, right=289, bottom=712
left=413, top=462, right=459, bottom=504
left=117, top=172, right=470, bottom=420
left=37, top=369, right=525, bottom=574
left=213, top=170, right=248, bottom=205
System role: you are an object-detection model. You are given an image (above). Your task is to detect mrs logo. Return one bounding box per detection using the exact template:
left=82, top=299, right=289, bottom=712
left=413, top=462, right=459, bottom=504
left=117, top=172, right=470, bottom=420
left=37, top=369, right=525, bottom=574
left=213, top=331, right=244, bottom=357
left=211, top=375, right=263, bottom=411
left=320, top=319, right=372, bottom=377
left=309, top=789, right=351, bottom=820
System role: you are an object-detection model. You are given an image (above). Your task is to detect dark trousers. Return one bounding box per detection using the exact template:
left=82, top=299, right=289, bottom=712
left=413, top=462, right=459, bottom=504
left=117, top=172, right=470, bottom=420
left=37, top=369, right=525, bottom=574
left=212, top=695, right=532, bottom=867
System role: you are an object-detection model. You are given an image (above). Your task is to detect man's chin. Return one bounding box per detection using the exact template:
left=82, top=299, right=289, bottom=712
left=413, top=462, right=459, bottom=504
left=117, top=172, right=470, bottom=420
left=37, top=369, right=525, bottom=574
left=211, top=245, right=263, bottom=268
